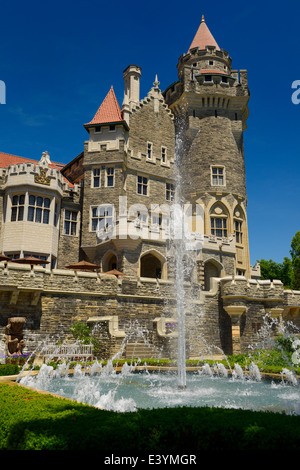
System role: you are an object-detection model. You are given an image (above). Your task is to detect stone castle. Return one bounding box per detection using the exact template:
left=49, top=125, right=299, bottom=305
left=0, top=17, right=299, bottom=359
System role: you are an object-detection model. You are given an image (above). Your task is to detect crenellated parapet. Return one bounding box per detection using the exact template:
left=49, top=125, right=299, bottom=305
left=4, top=161, right=65, bottom=196
left=220, top=276, right=285, bottom=302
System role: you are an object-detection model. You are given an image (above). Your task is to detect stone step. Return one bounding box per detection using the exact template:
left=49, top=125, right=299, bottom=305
left=125, top=342, right=159, bottom=359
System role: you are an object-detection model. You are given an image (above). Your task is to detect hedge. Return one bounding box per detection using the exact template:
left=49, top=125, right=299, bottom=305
left=1, top=383, right=300, bottom=451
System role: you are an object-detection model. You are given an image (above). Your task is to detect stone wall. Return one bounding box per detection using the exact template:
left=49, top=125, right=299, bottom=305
left=1, top=263, right=300, bottom=360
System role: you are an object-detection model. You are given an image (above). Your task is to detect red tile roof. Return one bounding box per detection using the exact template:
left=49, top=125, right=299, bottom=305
left=188, top=15, right=220, bottom=52
left=84, top=86, right=126, bottom=127
left=0, top=152, right=64, bottom=169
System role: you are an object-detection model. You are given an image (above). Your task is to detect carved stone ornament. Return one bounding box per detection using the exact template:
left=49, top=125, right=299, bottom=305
left=34, top=168, right=51, bottom=185
left=5, top=317, right=26, bottom=357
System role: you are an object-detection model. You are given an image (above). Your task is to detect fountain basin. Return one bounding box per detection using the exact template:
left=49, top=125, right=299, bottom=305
left=19, top=363, right=300, bottom=415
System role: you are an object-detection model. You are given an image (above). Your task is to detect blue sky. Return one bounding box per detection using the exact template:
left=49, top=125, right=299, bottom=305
left=0, top=0, right=299, bottom=266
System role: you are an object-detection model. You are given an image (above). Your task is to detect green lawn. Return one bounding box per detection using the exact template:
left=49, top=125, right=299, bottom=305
left=1, top=382, right=300, bottom=451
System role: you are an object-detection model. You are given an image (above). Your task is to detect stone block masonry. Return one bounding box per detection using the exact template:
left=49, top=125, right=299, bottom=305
left=1, top=263, right=300, bottom=359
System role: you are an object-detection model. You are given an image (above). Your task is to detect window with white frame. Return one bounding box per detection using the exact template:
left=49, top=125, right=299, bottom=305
left=136, top=211, right=148, bottom=224
left=28, top=195, right=50, bottom=224
left=106, top=167, right=114, bottom=187
left=91, top=205, right=113, bottom=232
left=151, top=212, right=162, bottom=226
left=137, top=175, right=148, bottom=195
left=11, top=194, right=25, bottom=221
left=93, top=168, right=100, bottom=187
left=211, top=166, right=225, bottom=186
left=166, top=182, right=175, bottom=201
left=64, top=210, right=78, bottom=236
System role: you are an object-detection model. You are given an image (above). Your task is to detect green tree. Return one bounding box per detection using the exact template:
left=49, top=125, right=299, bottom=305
left=290, top=231, right=300, bottom=289
left=259, top=259, right=283, bottom=281
left=258, top=231, right=300, bottom=289
left=258, top=258, right=294, bottom=288
left=281, top=256, right=295, bottom=288
left=69, top=322, right=99, bottom=353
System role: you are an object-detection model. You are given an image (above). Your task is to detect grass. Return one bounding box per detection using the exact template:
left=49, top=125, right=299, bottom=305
left=1, top=382, right=300, bottom=451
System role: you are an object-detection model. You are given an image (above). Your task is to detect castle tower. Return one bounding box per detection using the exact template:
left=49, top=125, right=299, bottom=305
left=164, top=15, right=251, bottom=285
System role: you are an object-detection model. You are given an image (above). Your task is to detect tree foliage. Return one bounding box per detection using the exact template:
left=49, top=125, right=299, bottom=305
left=258, top=231, right=300, bottom=289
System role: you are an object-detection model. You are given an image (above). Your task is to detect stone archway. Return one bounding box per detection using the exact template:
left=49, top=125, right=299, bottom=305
left=140, top=252, right=164, bottom=279
left=204, top=259, right=222, bottom=291
left=102, top=251, right=117, bottom=272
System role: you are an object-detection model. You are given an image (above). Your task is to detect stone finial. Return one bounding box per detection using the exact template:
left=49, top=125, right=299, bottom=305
left=39, top=151, right=51, bottom=166
left=153, top=74, right=160, bottom=88
left=201, top=14, right=205, bottom=23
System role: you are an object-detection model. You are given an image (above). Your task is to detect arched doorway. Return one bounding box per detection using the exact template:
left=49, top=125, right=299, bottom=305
left=204, top=259, right=222, bottom=291
left=140, top=253, right=162, bottom=279
left=102, top=251, right=117, bottom=272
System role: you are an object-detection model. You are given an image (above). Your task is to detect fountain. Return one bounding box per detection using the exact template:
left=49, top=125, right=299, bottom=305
left=14, top=125, right=300, bottom=416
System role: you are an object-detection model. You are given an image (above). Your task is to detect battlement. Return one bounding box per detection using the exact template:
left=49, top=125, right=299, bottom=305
left=0, top=261, right=176, bottom=301
left=178, top=46, right=232, bottom=71
left=3, top=162, right=64, bottom=193
left=0, top=162, right=81, bottom=196
left=220, top=275, right=286, bottom=300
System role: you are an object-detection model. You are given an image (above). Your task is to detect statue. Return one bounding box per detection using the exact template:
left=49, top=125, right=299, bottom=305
left=5, top=317, right=26, bottom=359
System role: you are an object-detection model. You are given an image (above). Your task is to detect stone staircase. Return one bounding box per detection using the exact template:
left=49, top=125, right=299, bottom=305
left=125, top=341, right=160, bottom=359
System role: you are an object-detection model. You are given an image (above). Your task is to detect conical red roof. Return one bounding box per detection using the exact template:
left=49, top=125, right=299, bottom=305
left=188, top=15, right=220, bottom=52
left=85, top=86, right=125, bottom=127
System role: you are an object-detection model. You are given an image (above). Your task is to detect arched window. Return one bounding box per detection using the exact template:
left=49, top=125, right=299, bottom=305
left=140, top=253, right=162, bottom=279
left=209, top=203, right=229, bottom=238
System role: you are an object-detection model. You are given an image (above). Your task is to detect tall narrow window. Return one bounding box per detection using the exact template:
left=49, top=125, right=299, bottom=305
left=161, top=147, right=167, bottom=163
left=147, top=142, right=152, bottom=159
left=93, top=168, right=100, bottom=187
left=64, top=210, right=78, bottom=235
left=234, top=220, right=243, bottom=244
left=54, top=202, right=59, bottom=227
left=11, top=194, right=25, bottom=221
left=211, top=166, right=225, bottom=186
left=137, top=176, right=148, bottom=195
left=27, top=195, right=50, bottom=224
left=166, top=182, right=175, bottom=201
left=106, top=167, right=114, bottom=187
